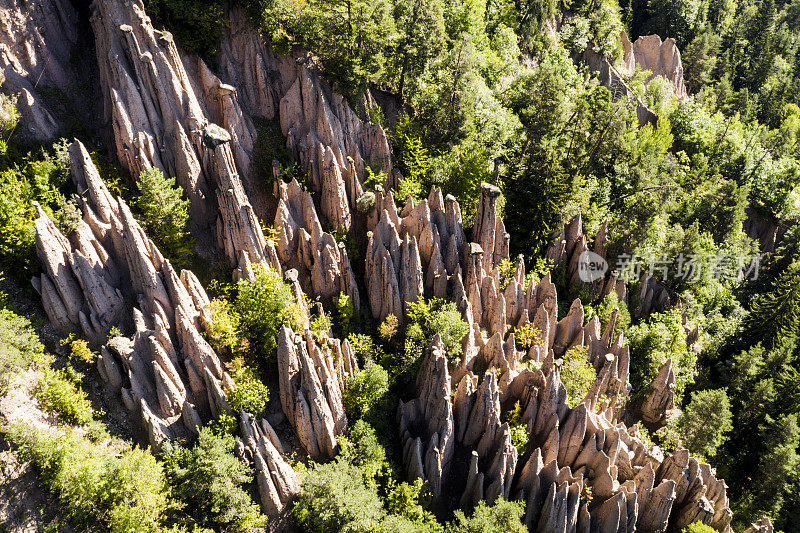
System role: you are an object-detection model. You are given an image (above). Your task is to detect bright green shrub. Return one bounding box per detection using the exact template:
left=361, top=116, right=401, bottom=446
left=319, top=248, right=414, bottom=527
left=513, top=323, right=545, bottom=353
left=584, top=293, right=630, bottom=337
left=384, top=479, right=440, bottom=531
left=348, top=333, right=386, bottom=365
left=294, top=420, right=441, bottom=532
left=335, top=293, right=355, bottom=337
left=163, top=427, right=265, bottom=530
left=0, top=306, right=48, bottom=394
left=337, top=420, right=394, bottom=488
left=681, top=522, right=717, bottom=533
left=133, top=168, right=193, bottom=264
left=509, top=423, right=529, bottom=455
left=627, top=309, right=697, bottom=399
left=449, top=499, right=527, bottom=533
left=393, top=113, right=430, bottom=202
left=235, top=266, right=303, bottom=362
left=406, top=298, right=470, bottom=362
left=10, top=424, right=171, bottom=532
left=34, top=367, right=95, bottom=425
left=560, top=345, right=597, bottom=408
left=0, top=140, right=73, bottom=275
left=61, top=333, right=95, bottom=363
left=105, top=446, right=175, bottom=531
left=206, top=297, right=245, bottom=355
left=225, top=357, right=269, bottom=418
left=344, top=364, right=390, bottom=422
left=387, top=298, right=469, bottom=388
left=294, top=458, right=386, bottom=532
left=378, top=314, right=399, bottom=342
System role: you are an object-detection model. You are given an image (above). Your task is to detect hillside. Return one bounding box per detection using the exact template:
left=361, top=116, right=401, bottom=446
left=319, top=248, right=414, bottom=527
left=0, top=0, right=798, bottom=532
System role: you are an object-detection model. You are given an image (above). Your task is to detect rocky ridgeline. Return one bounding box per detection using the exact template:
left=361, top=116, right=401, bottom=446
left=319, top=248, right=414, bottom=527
left=546, top=214, right=686, bottom=320
left=544, top=213, right=706, bottom=426
left=33, top=140, right=230, bottom=450
left=33, top=139, right=301, bottom=517
left=582, top=30, right=687, bottom=126
left=237, top=412, right=300, bottom=516
left=91, top=0, right=275, bottom=280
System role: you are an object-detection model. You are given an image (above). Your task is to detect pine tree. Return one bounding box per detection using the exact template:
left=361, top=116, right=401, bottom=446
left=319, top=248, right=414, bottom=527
left=741, top=260, right=800, bottom=349
left=133, top=168, right=193, bottom=264
left=743, top=0, right=777, bottom=91
left=390, top=0, right=445, bottom=102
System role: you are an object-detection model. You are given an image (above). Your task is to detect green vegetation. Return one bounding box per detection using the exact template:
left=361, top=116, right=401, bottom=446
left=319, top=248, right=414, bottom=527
left=0, top=302, right=95, bottom=424
left=294, top=420, right=408, bottom=532
left=0, top=134, right=76, bottom=276
left=143, top=0, right=226, bottom=57
left=0, top=306, right=47, bottom=394
left=10, top=424, right=172, bottom=532
left=3, top=0, right=799, bottom=527
left=681, top=522, right=717, bottom=533
left=449, top=499, right=527, bottom=533
left=163, top=427, right=266, bottom=530
left=560, top=346, right=598, bottom=408
left=61, top=333, right=96, bottom=363
left=33, top=367, right=95, bottom=425
left=405, top=298, right=470, bottom=364
left=133, top=167, right=194, bottom=265
left=206, top=297, right=245, bottom=355
left=235, top=266, right=304, bottom=363
left=225, top=357, right=270, bottom=418
left=627, top=310, right=696, bottom=399
left=335, top=293, right=356, bottom=337
left=676, top=388, right=733, bottom=461
left=344, top=362, right=390, bottom=422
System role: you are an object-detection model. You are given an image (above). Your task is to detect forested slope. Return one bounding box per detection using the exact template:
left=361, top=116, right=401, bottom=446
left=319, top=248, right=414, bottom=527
left=0, top=0, right=798, bottom=531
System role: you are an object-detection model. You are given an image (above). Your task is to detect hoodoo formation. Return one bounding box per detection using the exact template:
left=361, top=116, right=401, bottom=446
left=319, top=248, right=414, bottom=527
left=0, top=0, right=797, bottom=531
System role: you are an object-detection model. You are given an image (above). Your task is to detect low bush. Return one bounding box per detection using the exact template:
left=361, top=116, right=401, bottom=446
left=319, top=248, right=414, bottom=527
left=10, top=424, right=172, bottom=532
left=206, top=297, right=245, bottom=355
left=294, top=458, right=386, bottom=532
left=560, top=345, right=597, bottom=408
left=0, top=306, right=48, bottom=394
left=681, top=522, right=717, bottom=533
left=61, top=333, right=95, bottom=363
left=337, top=420, right=395, bottom=488
left=0, top=139, right=74, bottom=276
left=449, top=499, right=527, bottom=533
left=348, top=333, right=386, bottom=366
left=344, top=364, right=390, bottom=424
left=405, top=298, right=470, bottom=365
left=33, top=367, right=95, bottom=425
left=513, top=322, right=546, bottom=354
left=335, top=293, right=355, bottom=337
left=225, top=357, right=269, bottom=418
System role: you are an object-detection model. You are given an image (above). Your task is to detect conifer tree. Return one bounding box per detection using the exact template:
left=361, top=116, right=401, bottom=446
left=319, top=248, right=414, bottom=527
left=133, top=168, right=193, bottom=264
